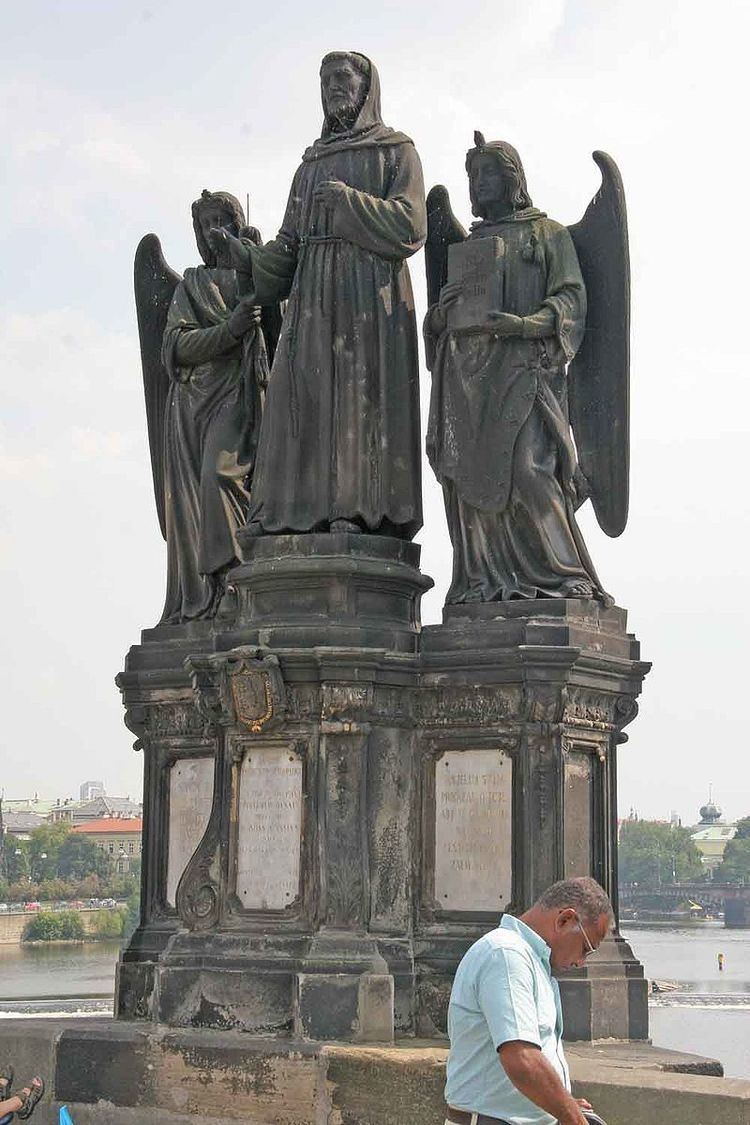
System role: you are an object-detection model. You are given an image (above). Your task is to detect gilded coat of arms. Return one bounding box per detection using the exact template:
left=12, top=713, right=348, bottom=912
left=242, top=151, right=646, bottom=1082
left=229, top=666, right=274, bottom=732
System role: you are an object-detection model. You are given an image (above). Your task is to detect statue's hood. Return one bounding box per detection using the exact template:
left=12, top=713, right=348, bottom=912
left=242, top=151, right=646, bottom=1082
left=302, top=53, right=412, bottom=161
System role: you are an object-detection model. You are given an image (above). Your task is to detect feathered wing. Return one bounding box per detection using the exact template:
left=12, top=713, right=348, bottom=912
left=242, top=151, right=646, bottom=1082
left=425, top=185, right=468, bottom=307
left=568, top=151, right=630, bottom=537
left=134, top=234, right=181, bottom=539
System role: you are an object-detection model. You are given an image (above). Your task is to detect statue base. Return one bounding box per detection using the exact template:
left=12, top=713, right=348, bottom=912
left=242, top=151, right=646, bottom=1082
left=117, top=535, right=650, bottom=1041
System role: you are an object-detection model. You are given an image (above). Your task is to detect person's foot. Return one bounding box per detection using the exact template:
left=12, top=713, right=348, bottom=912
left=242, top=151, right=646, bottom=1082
left=0, top=1066, right=12, bottom=1094
left=565, top=579, right=593, bottom=598
left=330, top=518, right=362, bottom=533
left=17, top=1077, right=45, bottom=1121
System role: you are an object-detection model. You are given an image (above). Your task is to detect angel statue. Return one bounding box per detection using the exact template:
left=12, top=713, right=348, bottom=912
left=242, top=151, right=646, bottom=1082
left=424, top=134, right=629, bottom=605
left=134, top=189, right=281, bottom=624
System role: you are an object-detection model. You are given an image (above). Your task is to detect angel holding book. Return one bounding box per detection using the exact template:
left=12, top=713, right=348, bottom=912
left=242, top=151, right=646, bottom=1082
left=424, top=134, right=630, bottom=605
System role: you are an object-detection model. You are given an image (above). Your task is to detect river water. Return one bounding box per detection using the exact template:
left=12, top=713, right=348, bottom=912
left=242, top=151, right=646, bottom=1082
left=0, top=941, right=118, bottom=1016
left=1, top=925, right=748, bottom=1078
left=622, top=921, right=750, bottom=1079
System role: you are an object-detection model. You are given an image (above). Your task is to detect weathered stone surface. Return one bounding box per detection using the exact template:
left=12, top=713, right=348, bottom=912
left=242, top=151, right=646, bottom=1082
left=434, top=747, right=512, bottom=912
left=236, top=746, right=303, bottom=910
left=167, top=757, right=214, bottom=907
left=117, top=536, right=650, bottom=1041
left=3, top=1020, right=748, bottom=1125
left=158, top=967, right=295, bottom=1035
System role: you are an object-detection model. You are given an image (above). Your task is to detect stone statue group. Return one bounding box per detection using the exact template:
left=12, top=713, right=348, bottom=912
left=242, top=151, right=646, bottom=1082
left=135, top=51, right=630, bottom=625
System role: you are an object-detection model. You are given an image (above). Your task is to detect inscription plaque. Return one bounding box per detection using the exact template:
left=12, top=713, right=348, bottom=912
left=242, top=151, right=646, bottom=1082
left=434, top=748, right=512, bottom=911
left=564, top=754, right=592, bottom=876
left=236, top=745, right=303, bottom=910
left=166, top=757, right=214, bottom=907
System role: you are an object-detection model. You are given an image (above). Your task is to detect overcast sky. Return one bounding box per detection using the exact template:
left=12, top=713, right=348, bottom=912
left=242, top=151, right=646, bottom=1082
left=1, top=0, right=748, bottom=824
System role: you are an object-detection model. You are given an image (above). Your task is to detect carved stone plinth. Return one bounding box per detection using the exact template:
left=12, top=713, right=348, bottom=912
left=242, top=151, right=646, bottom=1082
left=116, top=537, right=650, bottom=1041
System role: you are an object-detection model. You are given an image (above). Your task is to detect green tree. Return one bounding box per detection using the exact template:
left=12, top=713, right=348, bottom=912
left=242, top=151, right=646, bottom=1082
left=619, top=820, right=704, bottom=888
left=3, top=835, right=30, bottom=883
left=23, top=909, right=85, bottom=941
left=28, top=822, right=71, bottom=881
left=89, top=907, right=128, bottom=939
left=716, top=837, right=750, bottom=884
left=733, top=816, right=750, bottom=840
left=122, top=890, right=140, bottom=945
left=57, top=910, right=86, bottom=939
left=58, top=834, right=111, bottom=881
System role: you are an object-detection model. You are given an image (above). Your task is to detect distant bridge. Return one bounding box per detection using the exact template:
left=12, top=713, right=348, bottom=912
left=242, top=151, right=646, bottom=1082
left=619, top=883, right=750, bottom=927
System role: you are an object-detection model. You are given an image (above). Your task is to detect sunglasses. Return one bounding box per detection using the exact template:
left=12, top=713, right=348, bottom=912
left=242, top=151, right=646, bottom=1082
left=572, top=911, right=597, bottom=957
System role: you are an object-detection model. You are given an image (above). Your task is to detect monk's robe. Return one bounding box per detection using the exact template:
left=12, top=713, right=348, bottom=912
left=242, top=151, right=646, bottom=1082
left=243, top=57, right=426, bottom=538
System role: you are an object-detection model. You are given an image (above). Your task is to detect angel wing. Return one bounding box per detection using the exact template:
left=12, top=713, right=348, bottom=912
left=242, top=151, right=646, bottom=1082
left=568, top=151, right=630, bottom=538
left=134, top=234, right=181, bottom=540
left=425, top=185, right=468, bottom=307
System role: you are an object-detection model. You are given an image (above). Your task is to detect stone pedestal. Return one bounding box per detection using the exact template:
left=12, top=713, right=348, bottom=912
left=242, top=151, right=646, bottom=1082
left=116, top=535, right=650, bottom=1041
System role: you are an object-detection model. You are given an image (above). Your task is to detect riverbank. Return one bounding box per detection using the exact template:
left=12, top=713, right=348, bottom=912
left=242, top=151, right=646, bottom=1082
left=0, top=907, right=122, bottom=945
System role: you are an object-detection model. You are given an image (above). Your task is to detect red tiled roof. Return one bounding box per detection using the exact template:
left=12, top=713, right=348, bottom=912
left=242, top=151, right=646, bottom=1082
left=71, top=818, right=142, bottom=834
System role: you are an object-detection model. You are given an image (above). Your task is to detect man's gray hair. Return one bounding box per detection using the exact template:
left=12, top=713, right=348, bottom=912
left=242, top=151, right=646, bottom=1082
left=535, top=877, right=614, bottom=926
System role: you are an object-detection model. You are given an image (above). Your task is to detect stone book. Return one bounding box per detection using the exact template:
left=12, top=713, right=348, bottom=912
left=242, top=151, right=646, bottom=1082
left=446, top=236, right=505, bottom=331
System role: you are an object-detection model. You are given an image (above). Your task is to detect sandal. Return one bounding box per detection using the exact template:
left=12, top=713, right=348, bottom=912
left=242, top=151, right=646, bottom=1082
left=17, top=1078, right=44, bottom=1121
left=0, top=1065, right=13, bottom=1094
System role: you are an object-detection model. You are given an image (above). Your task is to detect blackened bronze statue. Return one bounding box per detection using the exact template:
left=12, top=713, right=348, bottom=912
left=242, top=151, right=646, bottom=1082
left=134, top=190, right=280, bottom=623
left=212, top=52, right=427, bottom=539
left=424, top=134, right=629, bottom=604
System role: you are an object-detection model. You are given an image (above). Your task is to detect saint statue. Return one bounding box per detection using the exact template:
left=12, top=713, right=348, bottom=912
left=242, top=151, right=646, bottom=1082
left=134, top=190, right=280, bottom=623
left=424, top=135, right=630, bottom=604
left=212, top=52, right=427, bottom=539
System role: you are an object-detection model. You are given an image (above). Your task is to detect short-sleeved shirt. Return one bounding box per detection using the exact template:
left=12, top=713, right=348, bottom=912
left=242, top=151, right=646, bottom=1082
left=445, top=915, right=570, bottom=1125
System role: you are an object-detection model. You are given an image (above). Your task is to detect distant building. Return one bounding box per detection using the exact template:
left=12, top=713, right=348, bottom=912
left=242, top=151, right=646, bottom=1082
left=690, top=795, right=737, bottom=875
left=79, top=780, right=105, bottom=802
left=48, top=793, right=142, bottom=825
left=71, top=817, right=143, bottom=873
left=1, top=810, right=46, bottom=840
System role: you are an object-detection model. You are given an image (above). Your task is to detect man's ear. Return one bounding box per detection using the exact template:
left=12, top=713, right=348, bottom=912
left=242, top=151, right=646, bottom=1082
left=555, top=907, right=577, bottom=931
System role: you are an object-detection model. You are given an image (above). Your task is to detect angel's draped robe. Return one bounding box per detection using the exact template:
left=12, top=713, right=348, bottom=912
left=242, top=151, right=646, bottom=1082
left=243, top=139, right=426, bottom=537
left=425, top=214, right=605, bottom=603
left=160, top=267, right=265, bottom=623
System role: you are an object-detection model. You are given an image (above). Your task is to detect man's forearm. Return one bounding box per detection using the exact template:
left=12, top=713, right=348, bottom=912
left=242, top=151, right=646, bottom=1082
left=499, top=1044, right=586, bottom=1125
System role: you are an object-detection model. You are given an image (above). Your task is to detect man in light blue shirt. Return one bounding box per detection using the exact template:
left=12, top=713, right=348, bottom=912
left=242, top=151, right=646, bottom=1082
left=445, top=877, right=613, bottom=1125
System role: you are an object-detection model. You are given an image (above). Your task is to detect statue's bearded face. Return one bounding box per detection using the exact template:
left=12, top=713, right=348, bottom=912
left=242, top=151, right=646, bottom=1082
left=321, top=57, right=368, bottom=125
left=469, top=153, right=508, bottom=211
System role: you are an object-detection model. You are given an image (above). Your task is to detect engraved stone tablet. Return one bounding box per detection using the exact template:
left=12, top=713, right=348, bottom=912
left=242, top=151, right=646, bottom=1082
left=434, top=749, right=512, bottom=911
left=166, top=757, right=214, bottom=908
left=237, top=746, right=303, bottom=910
left=564, top=754, right=592, bottom=876
left=446, top=237, right=504, bottom=331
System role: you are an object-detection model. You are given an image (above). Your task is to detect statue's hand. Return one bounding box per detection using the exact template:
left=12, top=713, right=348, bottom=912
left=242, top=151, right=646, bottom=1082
left=228, top=300, right=261, bottom=338
left=313, top=179, right=349, bottom=209
left=438, top=281, right=463, bottom=310
left=487, top=311, right=524, bottom=336
left=208, top=227, right=251, bottom=273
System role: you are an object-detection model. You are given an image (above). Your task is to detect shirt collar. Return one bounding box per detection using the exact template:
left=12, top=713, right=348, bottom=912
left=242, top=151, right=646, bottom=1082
left=500, top=914, right=552, bottom=971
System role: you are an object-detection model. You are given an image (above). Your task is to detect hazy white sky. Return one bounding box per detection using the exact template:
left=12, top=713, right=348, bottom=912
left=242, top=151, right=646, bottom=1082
left=1, top=0, right=748, bottom=823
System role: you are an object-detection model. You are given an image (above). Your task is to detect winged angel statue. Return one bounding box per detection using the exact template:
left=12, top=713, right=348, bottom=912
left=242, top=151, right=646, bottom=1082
left=424, top=134, right=629, bottom=605
left=135, top=190, right=281, bottom=624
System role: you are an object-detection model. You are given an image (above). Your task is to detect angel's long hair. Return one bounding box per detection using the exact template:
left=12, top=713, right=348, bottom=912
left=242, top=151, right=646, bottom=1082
left=466, top=133, right=533, bottom=216
left=191, top=189, right=246, bottom=267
